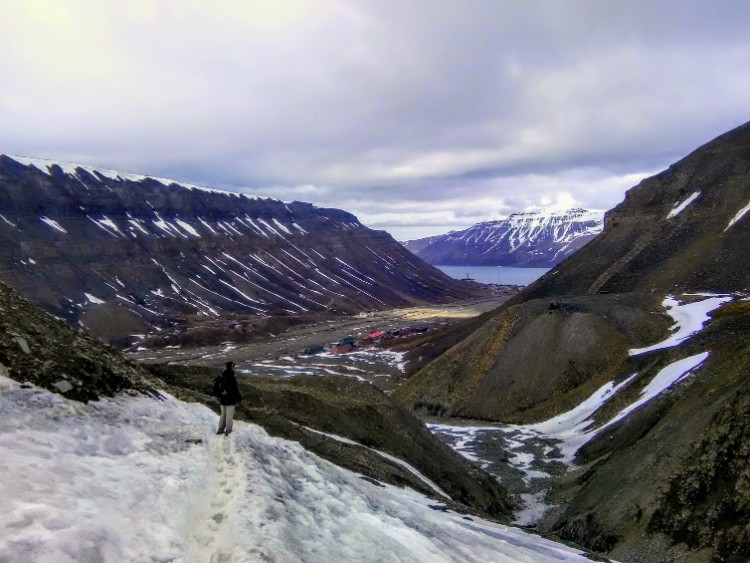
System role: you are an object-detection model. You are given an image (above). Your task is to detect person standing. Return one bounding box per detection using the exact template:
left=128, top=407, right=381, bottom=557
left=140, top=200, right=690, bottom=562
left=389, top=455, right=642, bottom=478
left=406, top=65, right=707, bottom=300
left=215, top=361, right=242, bottom=435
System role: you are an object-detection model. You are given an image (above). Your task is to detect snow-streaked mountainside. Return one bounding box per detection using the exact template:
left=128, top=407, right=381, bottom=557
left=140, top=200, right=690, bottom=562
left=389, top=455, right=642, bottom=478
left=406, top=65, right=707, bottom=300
left=404, top=208, right=604, bottom=268
left=0, top=154, right=477, bottom=344
left=0, top=376, right=589, bottom=563
left=395, top=120, right=750, bottom=560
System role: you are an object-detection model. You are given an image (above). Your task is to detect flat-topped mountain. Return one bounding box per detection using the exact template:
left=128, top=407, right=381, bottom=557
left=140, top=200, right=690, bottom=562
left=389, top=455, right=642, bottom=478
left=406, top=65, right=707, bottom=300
left=395, top=120, right=750, bottom=560
left=403, top=208, right=603, bottom=267
left=0, top=155, right=479, bottom=345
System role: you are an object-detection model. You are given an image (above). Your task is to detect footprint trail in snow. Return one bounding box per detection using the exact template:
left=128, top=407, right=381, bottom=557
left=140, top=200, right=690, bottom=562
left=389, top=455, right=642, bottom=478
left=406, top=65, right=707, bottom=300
left=0, top=376, right=590, bottom=562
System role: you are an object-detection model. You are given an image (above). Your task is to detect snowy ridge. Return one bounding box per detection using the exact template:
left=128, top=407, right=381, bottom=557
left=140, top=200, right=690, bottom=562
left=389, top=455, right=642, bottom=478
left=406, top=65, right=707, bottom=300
left=629, top=294, right=733, bottom=356
left=5, top=154, right=272, bottom=201
left=725, top=199, right=750, bottom=231
left=667, top=191, right=701, bottom=219
left=0, top=377, right=589, bottom=562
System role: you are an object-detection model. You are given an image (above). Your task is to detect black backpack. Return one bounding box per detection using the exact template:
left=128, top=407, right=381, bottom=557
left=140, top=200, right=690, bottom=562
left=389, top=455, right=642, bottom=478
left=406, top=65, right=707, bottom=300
left=212, top=373, right=226, bottom=398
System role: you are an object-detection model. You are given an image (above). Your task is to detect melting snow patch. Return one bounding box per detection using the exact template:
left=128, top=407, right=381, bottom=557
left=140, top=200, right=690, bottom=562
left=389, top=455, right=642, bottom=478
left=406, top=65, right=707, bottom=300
left=272, top=218, right=293, bottom=235
left=84, top=293, right=106, bottom=305
left=174, top=219, right=201, bottom=237
left=40, top=216, right=67, bottom=234
left=515, top=493, right=551, bottom=527
left=89, top=216, right=125, bottom=237
left=629, top=294, right=733, bottom=356
left=602, top=352, right=709, bottom=430
left=725, top=200, right=750, bottom=231
left=527, top=353, right=708, bottom=464
left=0, top=214, right=17, bottom=228
left=667, top=191, right=700, bottom=219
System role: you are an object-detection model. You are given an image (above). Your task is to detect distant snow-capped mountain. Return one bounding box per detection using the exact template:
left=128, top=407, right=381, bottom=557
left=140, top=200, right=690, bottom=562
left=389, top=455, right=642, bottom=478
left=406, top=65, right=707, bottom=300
left=404, top=208, right=604, bottom=267
left=0, top=154, right=477, bottom=345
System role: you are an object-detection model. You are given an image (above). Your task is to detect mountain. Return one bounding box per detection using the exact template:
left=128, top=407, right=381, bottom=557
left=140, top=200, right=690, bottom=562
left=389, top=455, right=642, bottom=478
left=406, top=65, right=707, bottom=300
left=403, top=208, right=604, bottom=267
left=0, top=278, right=593, bottom=561
left=0, top=155, right=479, bottom=345
left=394, top=120, right=750, bottom=560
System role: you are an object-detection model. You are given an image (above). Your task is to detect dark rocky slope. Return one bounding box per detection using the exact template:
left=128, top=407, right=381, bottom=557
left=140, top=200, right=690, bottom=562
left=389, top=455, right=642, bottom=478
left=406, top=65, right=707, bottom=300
left=394, top=120, right=750, bottom=560
left=0, top=155, right=478, bottom=345
left=403, top=208, right=603, bottom=267
left=0, top=279, right=514, bottom=520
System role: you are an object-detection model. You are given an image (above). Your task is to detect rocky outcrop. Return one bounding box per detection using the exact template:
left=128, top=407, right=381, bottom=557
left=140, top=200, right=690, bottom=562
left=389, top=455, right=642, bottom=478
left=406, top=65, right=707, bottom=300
left=0, top=279, right=157, bottom=402
left=395, top=120, right=750, bottom=560
left=0, top=155, right=479, bottom=345
left=403, top=208, right=603, bottom=267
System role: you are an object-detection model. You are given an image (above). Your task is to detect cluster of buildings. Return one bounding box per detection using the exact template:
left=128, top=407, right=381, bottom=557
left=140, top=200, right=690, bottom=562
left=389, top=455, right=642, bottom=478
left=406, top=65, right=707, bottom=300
left=304, top=326, right=429, bottom=355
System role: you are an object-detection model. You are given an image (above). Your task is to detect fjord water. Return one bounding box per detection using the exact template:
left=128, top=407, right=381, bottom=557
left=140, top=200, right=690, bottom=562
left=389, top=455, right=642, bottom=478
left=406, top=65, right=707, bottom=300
left=437, top=265, right=549, bottom=286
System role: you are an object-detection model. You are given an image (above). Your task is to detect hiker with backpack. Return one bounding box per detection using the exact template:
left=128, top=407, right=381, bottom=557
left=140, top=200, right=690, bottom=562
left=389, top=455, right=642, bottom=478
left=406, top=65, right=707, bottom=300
left=214, top=361, right=243, bottom=435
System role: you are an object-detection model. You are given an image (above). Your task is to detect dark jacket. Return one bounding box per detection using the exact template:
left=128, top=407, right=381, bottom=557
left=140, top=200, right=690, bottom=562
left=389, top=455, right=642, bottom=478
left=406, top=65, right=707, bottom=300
left=219, top=369, right=243, bottom=406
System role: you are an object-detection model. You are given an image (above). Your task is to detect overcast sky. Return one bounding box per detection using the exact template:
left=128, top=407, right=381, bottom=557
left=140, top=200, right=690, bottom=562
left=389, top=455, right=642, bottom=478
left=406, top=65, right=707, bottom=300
left=3, top=1, right=750, bottom=240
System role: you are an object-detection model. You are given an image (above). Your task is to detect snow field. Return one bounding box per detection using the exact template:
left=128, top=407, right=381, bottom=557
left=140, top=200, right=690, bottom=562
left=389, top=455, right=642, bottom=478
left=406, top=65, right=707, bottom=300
left=0, top=377, right=589, bottom=562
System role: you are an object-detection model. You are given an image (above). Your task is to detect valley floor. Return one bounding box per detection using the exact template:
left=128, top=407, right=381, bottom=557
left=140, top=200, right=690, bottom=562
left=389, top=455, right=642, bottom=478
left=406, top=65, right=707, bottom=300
left=128, top=296, right=512, bottom=392
left=0, top=376, right=591, bottom=562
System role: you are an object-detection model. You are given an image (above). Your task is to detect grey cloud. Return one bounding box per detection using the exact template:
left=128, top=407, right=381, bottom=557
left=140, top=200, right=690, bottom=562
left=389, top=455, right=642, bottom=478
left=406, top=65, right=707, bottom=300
left=2, top=1, right=749, bottom=240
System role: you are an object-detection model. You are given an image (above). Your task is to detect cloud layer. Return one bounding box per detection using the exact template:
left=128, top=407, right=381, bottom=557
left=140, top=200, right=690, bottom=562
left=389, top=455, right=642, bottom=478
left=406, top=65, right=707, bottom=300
left=3, top=1, right=750, bottom=239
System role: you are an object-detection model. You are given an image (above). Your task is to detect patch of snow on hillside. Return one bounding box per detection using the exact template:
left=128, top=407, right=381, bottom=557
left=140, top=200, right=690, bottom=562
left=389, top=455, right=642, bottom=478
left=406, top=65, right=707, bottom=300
left=528, top=375, right=638, bottom=449
left=89, top=216, right=124, bottom=237
left=222, top=222, right=243, bottom=236
left=603, top=352, right=709, bottom=430
left=197, top=218, right=218, bottom=235
left=174, top=219, right=201, bottom=237
left=84, top=292, right=106, bottom=304
left=667, top=191, right=700, bottom=219
left=152, top=213, right=178, bottom=237
left=40, top=216, right=68, bottom=234
left=0, top=377, right=588, bottom=562
left=127, top=217, right=149, bottom=235
left=272, top=218, right=293, bottom=235
left=0, top=214, right=17, bottom=228
left=725, top=200, right=750, bottom=231
left=629, top=294, right=732, bottom=356
left=98, top=216, right=124, bottom=235
left=525, top=352, right=708, bottom=463
left=241, top=216, right=268, bottom=237
left=258, top=218, right=284, bottom=237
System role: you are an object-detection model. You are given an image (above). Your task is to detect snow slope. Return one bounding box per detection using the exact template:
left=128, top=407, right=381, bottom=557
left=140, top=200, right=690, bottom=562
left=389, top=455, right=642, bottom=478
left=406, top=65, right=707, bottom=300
left=0, top=377, right=588, bottom=562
